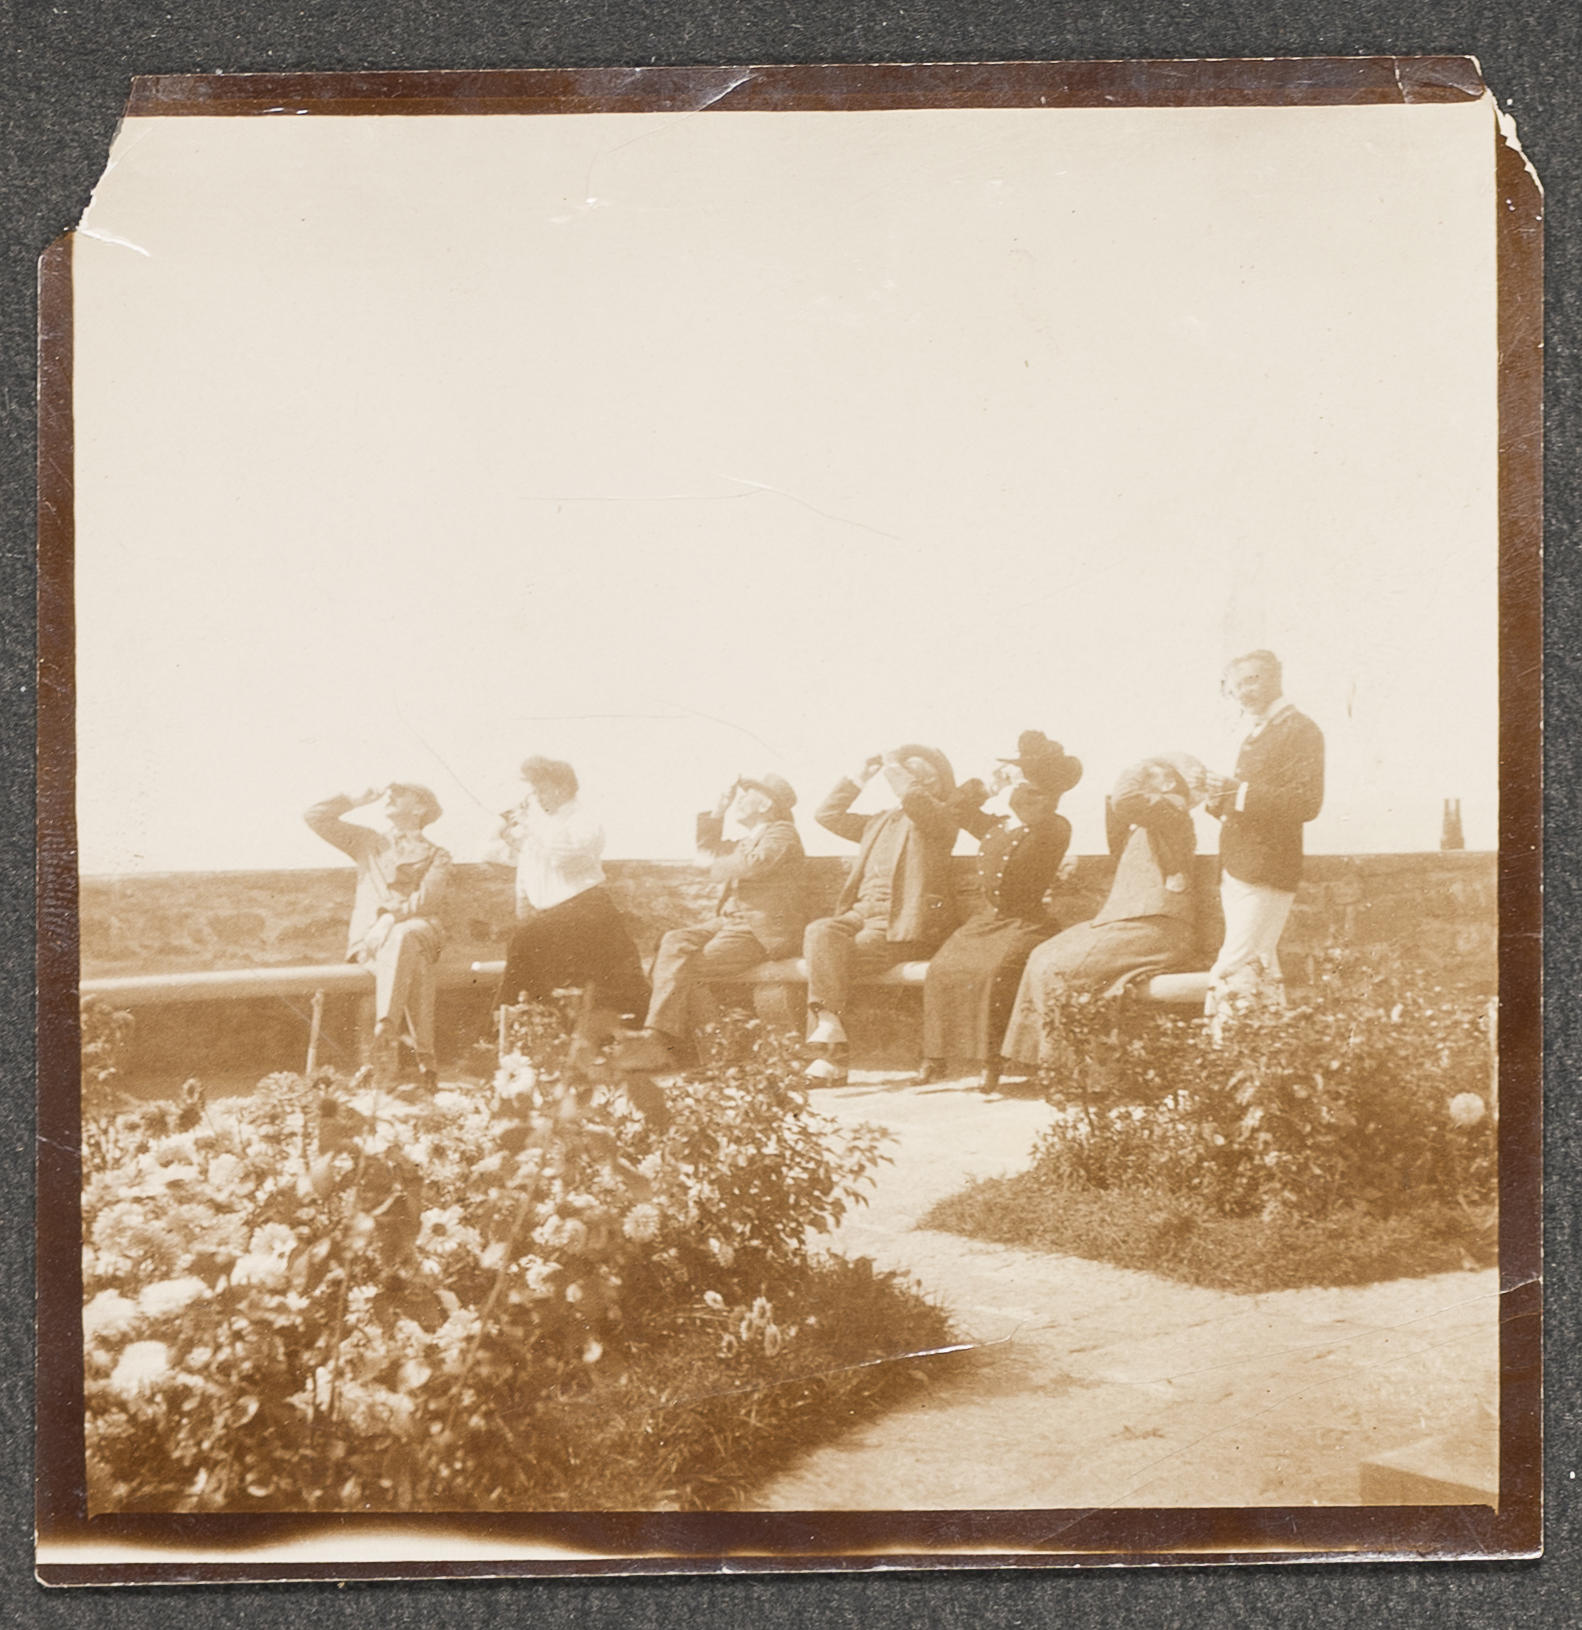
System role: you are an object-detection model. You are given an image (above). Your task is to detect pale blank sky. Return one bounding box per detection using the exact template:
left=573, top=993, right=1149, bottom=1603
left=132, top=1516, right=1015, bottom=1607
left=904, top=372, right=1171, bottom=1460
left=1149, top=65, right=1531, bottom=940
left=72, top=100, right=1499, bottom=873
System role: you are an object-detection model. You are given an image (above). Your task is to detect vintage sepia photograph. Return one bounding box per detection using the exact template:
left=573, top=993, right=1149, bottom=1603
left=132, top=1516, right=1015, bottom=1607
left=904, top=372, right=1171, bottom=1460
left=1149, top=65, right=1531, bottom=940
left=37, top=58, right=1541, bottom=1576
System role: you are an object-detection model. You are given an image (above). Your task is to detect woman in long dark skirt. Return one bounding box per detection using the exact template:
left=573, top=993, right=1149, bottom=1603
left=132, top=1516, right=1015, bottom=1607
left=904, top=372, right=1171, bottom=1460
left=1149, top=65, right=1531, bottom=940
left=916, top=733, right=1083, bottom=1086
left=489, top=756, right=651, bottom=1022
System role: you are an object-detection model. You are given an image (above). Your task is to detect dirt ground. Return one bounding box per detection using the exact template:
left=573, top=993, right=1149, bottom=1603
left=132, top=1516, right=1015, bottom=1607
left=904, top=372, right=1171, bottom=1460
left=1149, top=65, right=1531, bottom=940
left=745, top=1070, right=1499, bottom=1512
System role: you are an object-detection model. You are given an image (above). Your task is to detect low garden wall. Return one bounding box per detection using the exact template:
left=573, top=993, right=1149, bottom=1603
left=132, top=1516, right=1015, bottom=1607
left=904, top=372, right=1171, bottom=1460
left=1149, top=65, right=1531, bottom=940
left=79, top=851, right=1496, bottom=1083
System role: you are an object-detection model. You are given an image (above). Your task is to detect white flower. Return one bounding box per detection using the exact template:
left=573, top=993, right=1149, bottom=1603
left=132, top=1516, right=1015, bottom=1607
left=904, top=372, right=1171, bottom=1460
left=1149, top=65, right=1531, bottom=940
left=395, top=1356, right=432, bottom=1391
left=430, top=1311, right=481, bottom=1371
left=138, top=1276, right=207, bottom=1317
left=703, top=1291, right=726, bottom=1311
left=248, top=1222, right=297, bottom=1260
left=132, top=1163, right=202, bottom=1194
left=152, top=1132, right=200, bottom=1166
left=206, top=1152, right=244, bottom=1190
left=621, top=1204, right=660, bottom=1243
left=1449, top=1093, right=1487, bottom=1127
left=582, top=1338, right=603, bottom=1365
left=522, top=1258, right=559, bottom=1300
left=83, top=1290, right=140, bottom=1340
left=494, top=1055, right=539, bottom=1105
left=564, top=1282, right=584, bottom=1305
left=108, top=1340, right=170, bottom=1396
left=230, top=1252, right=288, bottom=1290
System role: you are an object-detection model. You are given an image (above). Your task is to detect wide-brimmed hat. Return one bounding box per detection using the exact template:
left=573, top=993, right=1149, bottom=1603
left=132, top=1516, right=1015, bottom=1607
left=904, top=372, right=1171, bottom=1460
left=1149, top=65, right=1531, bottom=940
left=738, top=771, right=797, bottom=812
left=892, top=743, right=955, bottom=795
left=387, top=782, right=442, bottom=828
left=997, top=731, right=1083, bottom=798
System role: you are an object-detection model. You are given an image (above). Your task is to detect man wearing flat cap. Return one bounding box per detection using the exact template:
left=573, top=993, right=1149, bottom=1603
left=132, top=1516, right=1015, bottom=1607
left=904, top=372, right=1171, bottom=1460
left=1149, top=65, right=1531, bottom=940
left=803, top=745, right=965, bottom=1084
left=617, top=773, right=807, bottom=1070
left=305, top=782, right=452, bottom=1089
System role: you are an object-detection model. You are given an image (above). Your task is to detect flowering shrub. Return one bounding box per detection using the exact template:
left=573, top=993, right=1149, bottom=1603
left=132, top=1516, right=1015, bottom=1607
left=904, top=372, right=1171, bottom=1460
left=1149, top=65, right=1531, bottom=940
left=83, top=1001, right=896, bottom=1512
left=1030, top=956, right=1496, bottom=1224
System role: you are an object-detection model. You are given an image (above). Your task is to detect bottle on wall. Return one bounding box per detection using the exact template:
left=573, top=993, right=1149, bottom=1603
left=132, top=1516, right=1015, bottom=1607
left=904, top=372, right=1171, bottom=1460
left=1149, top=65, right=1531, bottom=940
left=1441, top=797, right=1465, bottom=851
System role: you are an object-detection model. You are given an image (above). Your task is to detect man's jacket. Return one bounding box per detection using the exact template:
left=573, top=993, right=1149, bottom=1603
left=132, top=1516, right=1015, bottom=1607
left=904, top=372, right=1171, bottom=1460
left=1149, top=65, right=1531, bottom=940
left=696, top=811, right=807, bottom=957
left=1220, top=705, right=1326, bottom=893
left=815, top=774, right=961, bottom=946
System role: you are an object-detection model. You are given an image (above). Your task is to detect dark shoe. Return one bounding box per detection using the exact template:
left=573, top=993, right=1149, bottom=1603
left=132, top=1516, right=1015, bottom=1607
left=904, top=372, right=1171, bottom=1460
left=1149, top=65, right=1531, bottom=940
left=912, top=1058, right=948, bottom=1086
left=980, top=1060, right=1002, bottom=1094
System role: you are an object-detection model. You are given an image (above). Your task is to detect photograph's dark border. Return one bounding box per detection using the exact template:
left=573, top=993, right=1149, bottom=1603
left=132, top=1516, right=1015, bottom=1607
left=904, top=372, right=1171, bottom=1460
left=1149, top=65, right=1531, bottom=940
left=34, top=54, right=1543, bottom=1583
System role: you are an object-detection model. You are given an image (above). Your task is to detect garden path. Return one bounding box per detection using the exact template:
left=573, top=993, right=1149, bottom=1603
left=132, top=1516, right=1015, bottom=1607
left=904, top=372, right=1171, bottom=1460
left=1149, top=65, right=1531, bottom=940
left=745, top=1070, right=1499, bottom=1511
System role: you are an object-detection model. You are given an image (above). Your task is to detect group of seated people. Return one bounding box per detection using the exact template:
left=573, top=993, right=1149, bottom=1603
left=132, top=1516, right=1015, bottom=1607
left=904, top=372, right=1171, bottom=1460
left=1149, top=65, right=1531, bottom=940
left=306, top=649, right=1325, bottom=1092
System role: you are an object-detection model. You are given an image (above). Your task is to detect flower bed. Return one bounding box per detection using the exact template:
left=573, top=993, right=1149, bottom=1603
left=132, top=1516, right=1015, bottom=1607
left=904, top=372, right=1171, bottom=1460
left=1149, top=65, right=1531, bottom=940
left=82, top=1001, right=952, bottom=1512
left=924, top=957, right=1497, bottom=1292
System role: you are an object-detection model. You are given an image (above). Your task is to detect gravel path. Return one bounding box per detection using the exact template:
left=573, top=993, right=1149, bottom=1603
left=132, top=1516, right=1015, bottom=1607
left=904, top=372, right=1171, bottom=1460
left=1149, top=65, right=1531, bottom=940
left=746, top=1070, right=1498, bottom=1511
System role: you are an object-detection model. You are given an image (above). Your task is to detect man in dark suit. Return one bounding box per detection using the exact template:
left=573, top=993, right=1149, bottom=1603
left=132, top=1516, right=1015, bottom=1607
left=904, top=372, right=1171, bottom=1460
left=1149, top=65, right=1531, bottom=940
left=1204, top=649, right=1325, bottom=1015
left=616, top=773, right=806, bottom=1069
left=803, top=744, right=962, bottom=1083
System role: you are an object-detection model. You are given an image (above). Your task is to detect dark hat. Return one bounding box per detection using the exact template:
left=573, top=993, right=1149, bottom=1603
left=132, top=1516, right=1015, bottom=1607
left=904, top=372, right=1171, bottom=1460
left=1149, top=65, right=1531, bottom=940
left=738, top=771, right=797, bottom=812
left=998, top=731, right=1083, bottom=798
left=387, top=782, right=442, bottom=828
left=892, top=743, right=956, bottom=796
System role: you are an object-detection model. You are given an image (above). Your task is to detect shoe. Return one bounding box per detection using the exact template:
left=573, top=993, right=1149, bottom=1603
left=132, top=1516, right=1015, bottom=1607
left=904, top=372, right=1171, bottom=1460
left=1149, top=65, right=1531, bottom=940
left=807, top=1009, right=849, bottom=1048
left=912, top=1058, right=948, bottom=1086
left=980, top=1060, right=1002, bottom=1093
left=805, top=1056, right=849, bottom=1086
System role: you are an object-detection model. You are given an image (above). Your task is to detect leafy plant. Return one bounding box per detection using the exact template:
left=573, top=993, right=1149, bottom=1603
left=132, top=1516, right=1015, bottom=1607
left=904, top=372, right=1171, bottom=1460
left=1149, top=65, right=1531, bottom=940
left=1029, top=954, right=1496, bottom=1225
left=83, top=1001, right=899, bottom=1512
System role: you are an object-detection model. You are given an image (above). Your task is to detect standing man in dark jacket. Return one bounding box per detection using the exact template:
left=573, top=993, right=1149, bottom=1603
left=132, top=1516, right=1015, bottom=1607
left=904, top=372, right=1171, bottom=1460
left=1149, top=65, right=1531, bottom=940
left=803, top=744, right=962, bottom=1083
left=617, top=773, right=806, bottom=1069
left=1204, top=649, right=1325, bottom=1015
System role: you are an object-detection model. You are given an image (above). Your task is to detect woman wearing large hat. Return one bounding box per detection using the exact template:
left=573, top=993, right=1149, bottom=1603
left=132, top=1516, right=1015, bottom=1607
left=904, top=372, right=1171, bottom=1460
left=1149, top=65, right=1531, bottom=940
left=916, top=732, right=1083, bottom=1089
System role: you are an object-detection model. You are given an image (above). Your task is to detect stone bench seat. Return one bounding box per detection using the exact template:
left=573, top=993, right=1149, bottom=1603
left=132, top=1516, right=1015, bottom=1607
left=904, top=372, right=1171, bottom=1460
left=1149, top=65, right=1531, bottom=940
left=81, top=959, right=495, bottom=1007
left=683, top=957, right=1211, bottom=1009
left=83, top=958, right=1211, bottom=1012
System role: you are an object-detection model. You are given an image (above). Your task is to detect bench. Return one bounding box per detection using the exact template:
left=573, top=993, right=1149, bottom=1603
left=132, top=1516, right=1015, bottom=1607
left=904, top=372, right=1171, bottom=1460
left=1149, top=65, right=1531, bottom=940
left=81, top=960, right=498, bottom=1007
left=469, top=957, right=1213, bottom=1032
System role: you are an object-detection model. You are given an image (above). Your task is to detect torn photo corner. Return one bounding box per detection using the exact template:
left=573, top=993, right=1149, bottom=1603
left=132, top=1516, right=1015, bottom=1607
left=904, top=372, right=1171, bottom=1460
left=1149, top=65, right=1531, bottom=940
left=37, top=57, right=1541, bottom=1582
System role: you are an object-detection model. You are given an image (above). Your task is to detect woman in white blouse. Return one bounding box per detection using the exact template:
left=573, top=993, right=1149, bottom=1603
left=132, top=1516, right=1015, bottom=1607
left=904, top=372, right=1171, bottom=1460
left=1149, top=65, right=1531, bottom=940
left=489, top=756, right=650, bottom=1021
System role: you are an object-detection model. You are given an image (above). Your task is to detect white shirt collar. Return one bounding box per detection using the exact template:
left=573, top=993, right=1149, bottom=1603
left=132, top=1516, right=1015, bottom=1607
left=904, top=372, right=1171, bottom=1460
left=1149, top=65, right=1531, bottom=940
left=1241, top=697, right=1293, bottom=740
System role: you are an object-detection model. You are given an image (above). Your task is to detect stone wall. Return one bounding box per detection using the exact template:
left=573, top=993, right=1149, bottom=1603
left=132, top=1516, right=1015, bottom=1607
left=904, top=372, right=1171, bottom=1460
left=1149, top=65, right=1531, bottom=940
left=79, top=851, right=1495, bottom=1084
left=81, top=852, right=1497, bottom=986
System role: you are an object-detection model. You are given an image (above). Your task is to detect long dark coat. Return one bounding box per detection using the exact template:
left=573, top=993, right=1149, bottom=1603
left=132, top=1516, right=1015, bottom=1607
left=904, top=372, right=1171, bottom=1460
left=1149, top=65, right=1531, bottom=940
left=920, top=815, right=1071, bottom=1063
